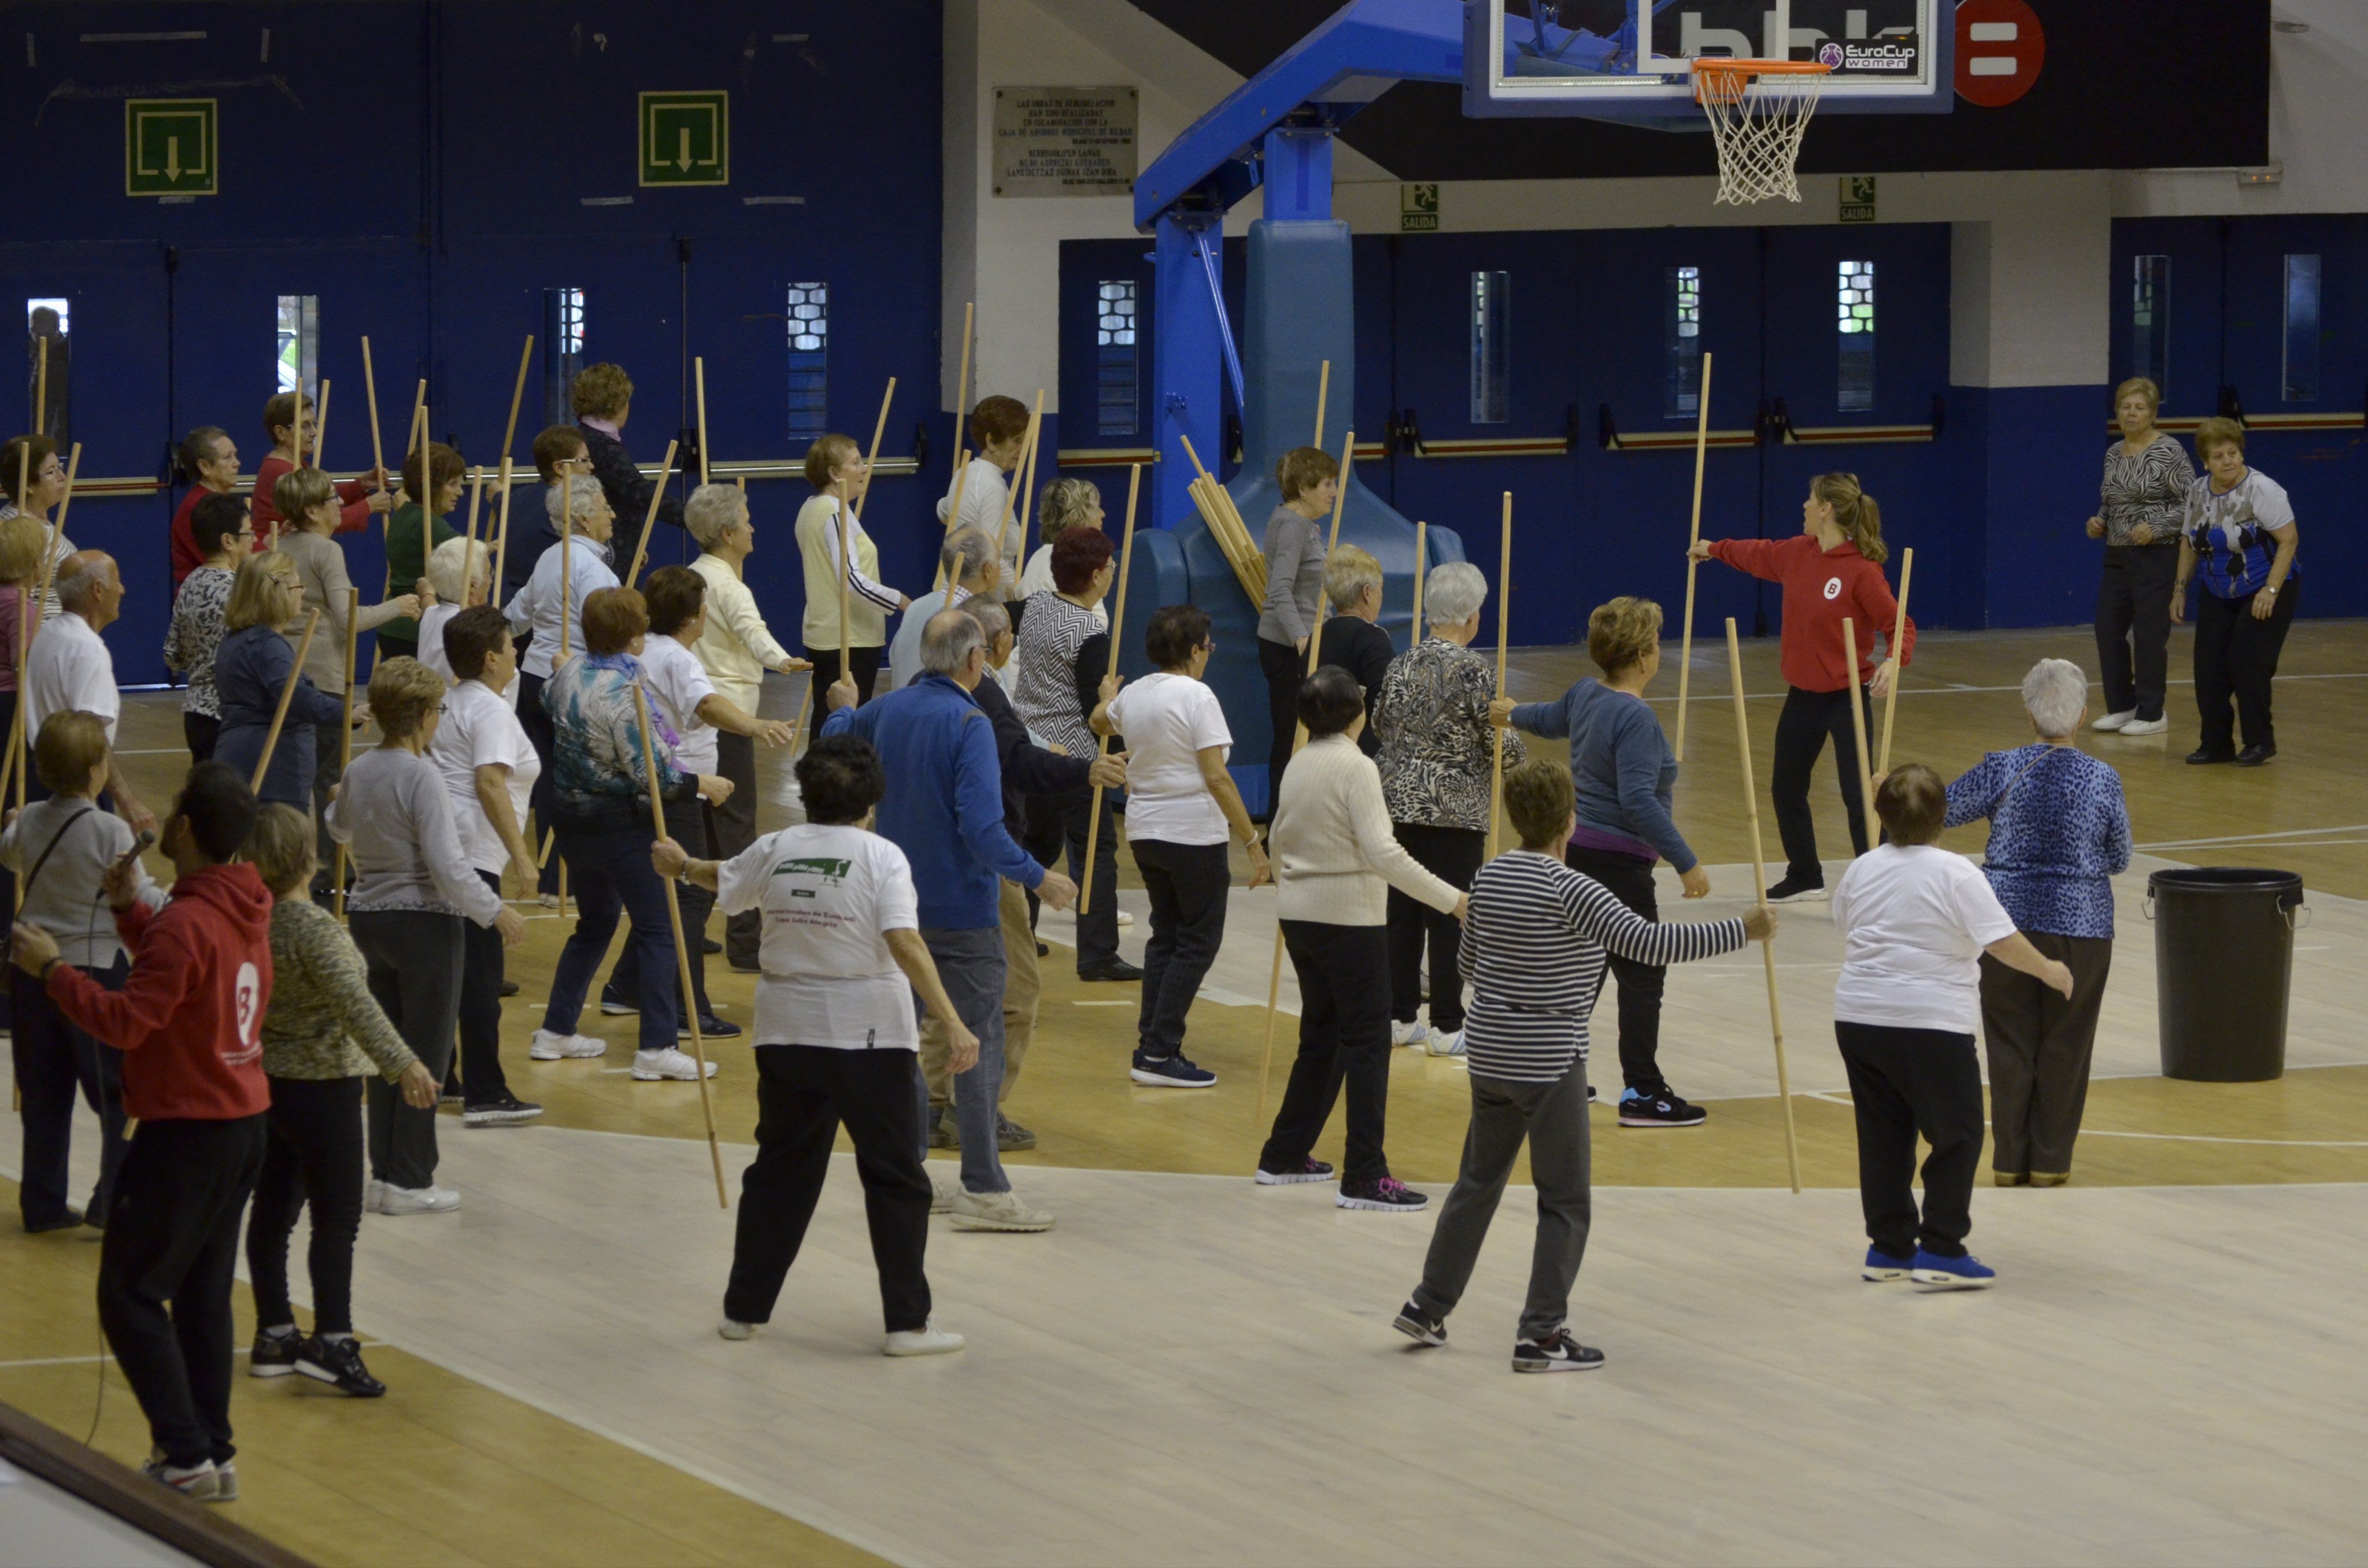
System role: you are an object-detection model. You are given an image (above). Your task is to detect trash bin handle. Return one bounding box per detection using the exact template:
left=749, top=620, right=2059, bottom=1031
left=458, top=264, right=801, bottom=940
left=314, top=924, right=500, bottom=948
left=2143, top=887, right=2154, bottom=921
left=2284, top=900, right=2312, bottom=932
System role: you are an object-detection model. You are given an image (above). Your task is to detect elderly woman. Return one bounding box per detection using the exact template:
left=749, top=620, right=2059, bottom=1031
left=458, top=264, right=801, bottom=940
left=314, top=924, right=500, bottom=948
left=1015, top=476, right=1105, bottom=606
left=1259, top=665, right=1466, bottom=1209
left=242, top=804, right=436, bottom=1396
left=169, top=426, right=240, bottom=591
left=2085, top=378, right=2191, bottom=737
left=327, top=658, right=526, bottom=1215
left=1497, top=598, right=1707, bottom=1127
left=796, top=434, right=910, bottom=704
left=213, top=553, right=350, bottom=809
left=248, top=392, right=389, bottom=542
left=416, top=535, right=490, bottom=686
left=685, top=481, right=809, bottom=971
left=379, top=442, right=466, bottom=663
left=530, top=587, right=730, bottom=1081
left=508, top=474, right=621, bottom=896
left=1012, top=526, right=1134, bottom=983
left=162, top=496, right=255, bottom=761
left=2174, top=417, right=2302, bottom=767
left=1942, top=658, right=2131, bottom=1187
left=1372, top=561, right=1523, bottom=1059
left=0, top=433, right=76, bottom=621
left=1255, top=445, right=1341, bottom=810
left=1312, top=544, right=1392, bottom=757
left=1091, top=603, right=1268, bottom=1088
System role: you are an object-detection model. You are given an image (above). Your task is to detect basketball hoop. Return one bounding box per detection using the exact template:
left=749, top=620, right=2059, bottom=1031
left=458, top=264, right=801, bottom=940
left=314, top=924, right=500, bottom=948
left=1691, top=59, right=1833, bottom=206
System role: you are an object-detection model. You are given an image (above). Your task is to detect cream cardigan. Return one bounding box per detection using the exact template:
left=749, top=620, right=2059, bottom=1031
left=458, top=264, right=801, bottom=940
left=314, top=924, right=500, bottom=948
left=1271, top=733, right=1461, bottom=926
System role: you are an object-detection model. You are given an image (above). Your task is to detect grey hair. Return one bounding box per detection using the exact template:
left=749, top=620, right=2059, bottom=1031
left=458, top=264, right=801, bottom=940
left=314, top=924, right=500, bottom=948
left=941, top=527, right=997, bottom=586
left=957, top=594, right=1011, bottom=643
left=1423, top=561, right=1486, bottom=627
left=427, top=535, right=489, bottom=603
left=54, top=553, right=113, bottom=613
left=545, top=474, right=605, bottom=526
left=2022, top=658, right=2088, bottom=739
left=683, top=483, right=747, bottom=548
left=919, top=606, right=986, bottom=674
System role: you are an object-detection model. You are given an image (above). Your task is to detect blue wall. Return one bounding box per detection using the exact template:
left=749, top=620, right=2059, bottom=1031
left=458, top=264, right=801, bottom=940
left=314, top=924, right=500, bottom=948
left=2, top=2, right=944, bottom=683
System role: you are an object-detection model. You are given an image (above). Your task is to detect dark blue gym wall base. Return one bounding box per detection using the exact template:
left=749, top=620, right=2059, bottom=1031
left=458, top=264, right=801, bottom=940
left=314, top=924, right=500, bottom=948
left=2, top=2, right=942, bottom=683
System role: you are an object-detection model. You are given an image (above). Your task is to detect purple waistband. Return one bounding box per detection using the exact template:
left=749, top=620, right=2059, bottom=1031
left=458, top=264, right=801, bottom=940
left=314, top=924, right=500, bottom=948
left=1567, top=824, right=1657, bottom=863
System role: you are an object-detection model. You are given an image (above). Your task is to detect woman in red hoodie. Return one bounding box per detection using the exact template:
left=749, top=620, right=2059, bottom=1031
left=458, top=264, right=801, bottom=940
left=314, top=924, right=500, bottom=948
left=9, top=761, right=273, bottom=1503
left=1691, top=472, right=1915, bottom=903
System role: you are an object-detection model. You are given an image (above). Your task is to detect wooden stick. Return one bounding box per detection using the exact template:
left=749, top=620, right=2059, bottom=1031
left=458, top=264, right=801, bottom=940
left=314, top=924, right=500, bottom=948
left=1312, top=358, right=1329, bottom=447
left=34, top=336, right=47, bottom=433
left=1012, top=399, right=1042, bottom=548
left=631, top=682, right=729, bottom=1209
left=31, top=442, right=80, bottom=633
left=933, top=448, right=974, bottom=594
left=501, top=335, right=534, bottom=467
left=948, top=301, right=974, bottom=510
left=1256, top=429, right=1353, bottom=1126
left=361, top=337, right=387, bottom=506
left=694, top=356, right=711, bottom=487
left=989, top=391, right=1044, bottom=577
left=835, top=492, right=854, bottom=691
left=1409, top=519, right=1426, bottom=640
left=9, top=437, right=27, bottom=822
left=1842, top=618, right=1879, bottom=851
left=854, top=376, right=895, bottom=516
left=289, top=379, right=305, bottom=470
left=490, top=459, right=515, bottom=609
left=1726, top=618, right=1802, bottom=1193
left=1485, top=493, right=1512, bottom=859
left=1673, top=351, right=1714, bottom=762
left=1877, top=547, right=1914, bottom=776
left=250, top=610, right=323, bottom=793
left=335, top=588, right=358, bottom=917
left=310, top=379, right=331, bottom=470
left=1077, top=464, right=1140, bottom=917
left=461, top=464, right=484, bottom=579
left=622, top=439, right=680, bottom=588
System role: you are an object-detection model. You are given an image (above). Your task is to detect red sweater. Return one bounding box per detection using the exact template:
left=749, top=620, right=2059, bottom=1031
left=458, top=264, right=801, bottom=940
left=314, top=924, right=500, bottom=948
left=47, top=862, right=275, bottom=1122
left=169, top=484, right=216, bottom=591
left=1708, top=535, right=1916, bottom=694
left=249, top=455, right=375, bottom=541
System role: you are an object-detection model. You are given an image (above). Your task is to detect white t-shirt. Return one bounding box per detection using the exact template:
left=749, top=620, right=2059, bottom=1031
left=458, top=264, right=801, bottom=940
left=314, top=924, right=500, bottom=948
left=639, top=633, right=719, bottom=774
left=1107, top=671, right=1232, bottom=847
left=428, top=678, right=540, bottom=876
left=716, top=822, right=920, bottom=1050
left=417, top=603, right=459, bottom=684
left=938, top=456, right=1017, bottom=574
left=1831, top=844, right=2020, bottom=1035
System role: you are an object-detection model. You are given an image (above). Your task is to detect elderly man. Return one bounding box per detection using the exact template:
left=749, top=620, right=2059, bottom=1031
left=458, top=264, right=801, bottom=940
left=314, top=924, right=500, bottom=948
left=683, top=481, right=811, bottom=972
left=27, top=551, right=154, bottom=833
left=887, top=528, right=998, bottom=692
left=822, top=609, right=1075, bottom=1232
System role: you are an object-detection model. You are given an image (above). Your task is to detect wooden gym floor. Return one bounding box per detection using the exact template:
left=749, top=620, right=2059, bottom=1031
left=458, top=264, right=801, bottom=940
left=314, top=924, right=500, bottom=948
left=3, top=619, right=2364, bottom=1565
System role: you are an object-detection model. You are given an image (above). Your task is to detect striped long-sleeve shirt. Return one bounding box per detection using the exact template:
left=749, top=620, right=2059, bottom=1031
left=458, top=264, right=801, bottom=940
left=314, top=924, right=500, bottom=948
left=1459, top=850, right=1747, bottom=1083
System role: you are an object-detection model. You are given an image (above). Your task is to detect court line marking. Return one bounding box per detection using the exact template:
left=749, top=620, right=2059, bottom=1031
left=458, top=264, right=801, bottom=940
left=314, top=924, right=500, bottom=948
left=2137, top=824, right=2368, bottom=851
left=1800, top=1089, right=2368, bottom=1147
left=1624, top=670, right=2368, bottom=705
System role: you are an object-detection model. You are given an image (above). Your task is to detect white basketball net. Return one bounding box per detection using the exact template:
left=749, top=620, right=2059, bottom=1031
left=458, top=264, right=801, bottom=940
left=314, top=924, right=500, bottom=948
left=1696, top=65, right=1827, bottom=206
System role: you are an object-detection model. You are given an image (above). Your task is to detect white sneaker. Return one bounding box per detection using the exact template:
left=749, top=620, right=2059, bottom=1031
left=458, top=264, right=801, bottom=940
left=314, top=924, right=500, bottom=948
left=632, top=1047, right=719, bottom=1080
left=716, top=1318, right=755, bottom=1341
left=884, top=1317, right=966, bottom=1357
left=364, top=1178, right=383, bottom=1212
left=375, top=1183, right=460, bottom=1215
left=1426, top=1028, right=1466, bottom=1058
left=949, top=1188, right=1054, bottom=1233
left=1115, top=910, right=1134, bottom=927
left=2091, top=710, right=2135, bottom=732
left=1390, top=1018, right=1429, bottom=1048
left=2119, top=716, right=2169, bottom=736
left=530, top=1029, right=606, bottom=1060
left=930, top=1178, right=957, bottom=1215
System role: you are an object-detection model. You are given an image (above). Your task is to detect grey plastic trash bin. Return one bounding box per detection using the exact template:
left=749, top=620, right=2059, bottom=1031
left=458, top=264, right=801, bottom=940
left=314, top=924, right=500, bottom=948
left=2147, top=867, right=2307, bottom=1083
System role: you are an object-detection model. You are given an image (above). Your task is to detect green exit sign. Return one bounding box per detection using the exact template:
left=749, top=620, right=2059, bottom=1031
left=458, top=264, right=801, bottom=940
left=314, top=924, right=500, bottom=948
left=639, top=91, right=729, bottom=187
left=126, top=99, right=217, bottom=197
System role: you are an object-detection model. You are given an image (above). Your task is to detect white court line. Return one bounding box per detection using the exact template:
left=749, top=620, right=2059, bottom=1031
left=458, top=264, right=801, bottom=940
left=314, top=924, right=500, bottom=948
left=1799, top=1088, right=2368, bottom=1147
left=1634, top=670, right=2368, bottom=706
left=2137, top=823, right=2368, bottom=851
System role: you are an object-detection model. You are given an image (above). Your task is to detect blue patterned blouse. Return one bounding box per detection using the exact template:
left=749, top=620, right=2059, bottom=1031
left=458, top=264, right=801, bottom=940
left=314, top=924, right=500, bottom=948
left=1942, top=744, right=2132, bottom=940
left=542, top=653, right=693, bottom=833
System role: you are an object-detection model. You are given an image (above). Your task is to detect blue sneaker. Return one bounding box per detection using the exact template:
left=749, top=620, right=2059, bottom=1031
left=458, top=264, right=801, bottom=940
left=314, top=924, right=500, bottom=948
left=1862, top=1247, right=1914, bottom=1282
left=1910, top=1249, right=1996, bottom=1289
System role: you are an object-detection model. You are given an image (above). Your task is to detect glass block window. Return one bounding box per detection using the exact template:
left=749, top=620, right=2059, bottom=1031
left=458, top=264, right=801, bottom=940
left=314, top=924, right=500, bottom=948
left=1664, top=266, right=1702, bottom=419
left=2129, top=255, right=2170, bottom=396
left=276, top=294, right=318, bottom=397
left=542, top=287, right=586, bottom=428
left=1837, top=260, right=1875, bottom=414
left=786, top=281, right=830, bottom=448
left=1470, top=269, right=1510, bottom=425
left=2282, top=253, right=2321, bottom=402
left=1096, top=279, right=1140, bottom=439
left=26, top=298, right=69, bottom=448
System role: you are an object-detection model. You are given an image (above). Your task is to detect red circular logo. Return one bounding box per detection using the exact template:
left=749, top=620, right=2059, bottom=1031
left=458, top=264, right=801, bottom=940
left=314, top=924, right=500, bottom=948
left=1955, top=0, right=2045, bottom=108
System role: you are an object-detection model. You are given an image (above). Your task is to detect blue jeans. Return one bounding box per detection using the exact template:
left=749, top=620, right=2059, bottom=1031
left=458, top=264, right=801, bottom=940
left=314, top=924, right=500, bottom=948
left=544, top=823, right=678, bottom=1055
left=912, top=926, right=1008, bottom=1194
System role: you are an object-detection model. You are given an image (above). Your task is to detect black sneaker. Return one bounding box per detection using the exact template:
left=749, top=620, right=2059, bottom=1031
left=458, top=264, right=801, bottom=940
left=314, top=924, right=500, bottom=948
left=600, top=986, right=639, bottom=1015
left=927, top=1106, right=957, bottom=1149
left=1337, top=1176, right=1428, bottom=1212
left=1035, top=941, right=1050, bottom=958
left=1080, top=958, right=1145, bottom=983
left=1130, top=1051, right=1216, bottom=1088
left=702, top=936, right=723, bottom=955
left=679, top=1014, right=742, bottom=1040
left=1618, top=1088, right=1707, bottom=1128
left=1512, top=1326, right=1604, bottom=1373
left=2185, top=745, right=2234, bottom=765
left=1255, top=1157, right=1334, bottom=1186
left=23, top=1210, right=83, bottom=1234
left=438, top=1088, right=464, bottom=1109
left=2235, top=742, right=2277, bottom=767
left=996, top=1115, right=1037, bottom=1151
left=500, top=979, right=521, bottom=998
left=1765, top=873, right=1827, bottom=904
left=295, top=1334, right=387, bottom=1398
left=726, top=957, right=762, bottom=974
left=462, top=1093, right=545, bottom=1128
left=249, top=1328, right=301, bottom=1378
left=1393, top=1299, right=1447, bottom=1347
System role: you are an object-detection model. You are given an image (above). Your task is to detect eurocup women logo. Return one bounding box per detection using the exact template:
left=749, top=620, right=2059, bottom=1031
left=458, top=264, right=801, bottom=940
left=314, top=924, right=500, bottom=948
left=1818, top=42, right=1846, bottom=68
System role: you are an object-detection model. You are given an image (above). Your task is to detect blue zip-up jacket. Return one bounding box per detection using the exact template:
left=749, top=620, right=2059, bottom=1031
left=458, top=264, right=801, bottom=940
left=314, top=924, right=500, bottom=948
left=822, top=673, right=1045, bottom=929
left=1508, top=677, right=1697, bottom=873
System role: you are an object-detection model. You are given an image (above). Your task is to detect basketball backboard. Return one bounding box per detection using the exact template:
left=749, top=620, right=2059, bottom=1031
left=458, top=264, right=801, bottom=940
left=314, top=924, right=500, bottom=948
left=1463, top=0, right=1953, bottom=120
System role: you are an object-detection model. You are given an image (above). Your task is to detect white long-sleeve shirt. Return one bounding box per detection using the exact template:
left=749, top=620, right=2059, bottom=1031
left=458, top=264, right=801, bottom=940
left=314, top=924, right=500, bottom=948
left=938, top=456, right=1018, bottom=575
left=506, top=532, right=619, bottom=679
left=688, top=552, right=792, bottom=714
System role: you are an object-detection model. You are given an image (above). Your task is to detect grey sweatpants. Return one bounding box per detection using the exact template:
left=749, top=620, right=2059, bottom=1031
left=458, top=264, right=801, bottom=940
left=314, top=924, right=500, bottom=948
left=1411, top=1059, right=1593, bottom=1342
